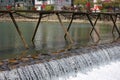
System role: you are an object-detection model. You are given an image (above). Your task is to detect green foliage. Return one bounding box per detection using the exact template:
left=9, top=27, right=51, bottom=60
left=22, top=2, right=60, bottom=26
left=112, top=3, right=120, bottom=7
left=102, top=2, right=112, bottom=8
left=96, top=0, right=102, bottom=4
left=74, top=0, right=87, bottom=5
left=102, top=2, right=119, bottom=8
left=16, top=6, right=27, bottom=10
left=101, top=9, right=107, bottom=12
left=45, top=5, right=54, bottom=11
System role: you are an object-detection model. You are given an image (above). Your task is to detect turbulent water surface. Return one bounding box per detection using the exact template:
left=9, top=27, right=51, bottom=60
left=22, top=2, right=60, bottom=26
left=0, top=42, right=120, bottom=80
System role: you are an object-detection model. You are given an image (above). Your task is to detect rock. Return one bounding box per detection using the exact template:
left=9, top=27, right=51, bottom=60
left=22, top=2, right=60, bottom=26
left=0, top=64, right=10, bottom=71
left=9, top=65, right=18, bottom=70
left=41, top=53, right=51, bottom=56
left=21, top=58, right=29, bottom=62
left=57, top=49, right=66, bottom=53
left=2, top=59, right=9, bottom=62
left=8, top=59, right=18, bottom=64
left=52, top=52, right=59, bottom=54
left=26, top=55, right=32, bottom=58
left=0, top=61, right=3, bottom=66
left=32, top=55, right=39, bottom=59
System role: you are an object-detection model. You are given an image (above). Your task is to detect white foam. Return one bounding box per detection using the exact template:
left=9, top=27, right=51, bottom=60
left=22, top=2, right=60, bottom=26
left=67, top=61, right=120, bottom=80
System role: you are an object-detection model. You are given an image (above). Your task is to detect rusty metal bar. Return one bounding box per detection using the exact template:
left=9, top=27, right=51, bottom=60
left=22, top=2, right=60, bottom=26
left=56, top=13, right=73, bottom=44
left=110, top=14, right=120, bottom=37
left=90, top=14, right=100, bottom=36
left=32, top=13, right=42, bottom=41
left=64, top=13, right=74, bottom=39
left=112, top=14, right=118, bottom=34
left=86, top=13, right=100, bottom=40
left=9, top=12, right=29, bottom=49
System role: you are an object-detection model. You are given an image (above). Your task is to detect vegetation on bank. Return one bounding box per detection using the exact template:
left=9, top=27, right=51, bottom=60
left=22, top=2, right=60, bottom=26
left=74, top=0, right=120, bottom=12
left=0, top=0, right=120, bottom=12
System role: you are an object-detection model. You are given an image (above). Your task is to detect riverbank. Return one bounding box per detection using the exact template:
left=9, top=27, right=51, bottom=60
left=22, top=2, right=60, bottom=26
left=0, top=14, right=120, bottom=23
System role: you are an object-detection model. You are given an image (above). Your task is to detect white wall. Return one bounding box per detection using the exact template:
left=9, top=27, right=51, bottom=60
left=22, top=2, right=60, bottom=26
left=35, top=0, right=71, bottom=10
left=35, top=0, right=55, bottom=5
left=93, top=0, right=97, bottom=3
left=35, top=0, right=42, bottom=5
left=47, top=0, right=55, bottom=4
left=55, top=0, right=71, bottom=10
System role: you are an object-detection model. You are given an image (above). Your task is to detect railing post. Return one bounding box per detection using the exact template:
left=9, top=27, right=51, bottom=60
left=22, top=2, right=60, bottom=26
left=9, top=11, right=29, bottom=49
left=90, top=13, right=100, bottom=36
left=32, top=13, right=42, bottom=41
left=56, top=13, right=74, bottom=44
left=110, top=14, right=120, bottom=38
left=86, top=13, right=100, bottom=40
left=64, top=13, right=74, bottom=39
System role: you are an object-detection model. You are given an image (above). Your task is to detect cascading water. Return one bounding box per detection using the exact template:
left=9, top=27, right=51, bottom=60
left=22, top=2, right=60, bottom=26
left=0, top=42, right=120, bottom=80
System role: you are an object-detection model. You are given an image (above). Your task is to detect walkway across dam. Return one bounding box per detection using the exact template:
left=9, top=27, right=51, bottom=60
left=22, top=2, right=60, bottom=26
left=0, top=10, right=120, bottom=49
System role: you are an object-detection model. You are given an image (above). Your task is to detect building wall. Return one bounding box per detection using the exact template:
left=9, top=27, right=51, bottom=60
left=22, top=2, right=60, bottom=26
left=35, top=0, right=71, bottom=10
left=35, top=0, right=55, bottom=10
left=55, top=0, right=71, bottom=10
left=0, top=0, right=33, bottom=7
left=0, top=0, right=71, bottom=10
left=0, top=0, right=14, bottom=6
left=35, top=0, right=55, bottom=5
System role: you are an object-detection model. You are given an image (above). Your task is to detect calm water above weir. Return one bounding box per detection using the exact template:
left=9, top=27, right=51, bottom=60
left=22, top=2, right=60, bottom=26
left=0, top=21, right=119, bottom=59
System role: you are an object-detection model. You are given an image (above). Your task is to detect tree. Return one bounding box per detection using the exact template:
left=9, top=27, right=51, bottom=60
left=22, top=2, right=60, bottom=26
left=111, top=0, right=120, bottom=12
left=96, top=0, right=102, bottom=4
left=74, top=0, right=87, bottom=5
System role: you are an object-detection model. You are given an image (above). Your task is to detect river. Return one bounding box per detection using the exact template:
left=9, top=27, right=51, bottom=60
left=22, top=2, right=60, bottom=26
left=0, top=21, right=120, bottom=80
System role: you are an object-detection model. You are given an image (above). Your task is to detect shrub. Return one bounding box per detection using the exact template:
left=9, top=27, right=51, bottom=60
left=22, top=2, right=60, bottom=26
left=45, top=5, right=54, bottom=11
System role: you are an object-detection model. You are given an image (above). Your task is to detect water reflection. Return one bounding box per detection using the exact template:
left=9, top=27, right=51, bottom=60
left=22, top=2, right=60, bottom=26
left=0, top=21, right=119, bottom=59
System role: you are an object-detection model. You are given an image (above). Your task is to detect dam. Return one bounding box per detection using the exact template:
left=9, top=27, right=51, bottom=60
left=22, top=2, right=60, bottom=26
left=0, top=10, right=120, bottom=80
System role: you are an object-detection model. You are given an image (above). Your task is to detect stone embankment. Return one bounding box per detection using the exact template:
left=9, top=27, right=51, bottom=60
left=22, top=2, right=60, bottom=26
left=0, top=40, right=120, bottom=71
left=0, top=14, right=120, bottom=23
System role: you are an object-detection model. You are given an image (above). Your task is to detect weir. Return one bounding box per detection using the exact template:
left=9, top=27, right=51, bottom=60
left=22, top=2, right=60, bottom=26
left=0, top=10, right=120, bottom=80
left=0, top=42, right=120, bottom=80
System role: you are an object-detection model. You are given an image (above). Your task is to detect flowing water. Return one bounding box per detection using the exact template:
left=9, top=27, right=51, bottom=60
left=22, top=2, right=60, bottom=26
left=0, top=21, right=120, bottom=80
left=0, top=42, right=120, bottom=80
